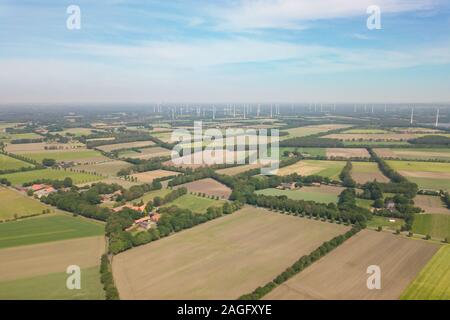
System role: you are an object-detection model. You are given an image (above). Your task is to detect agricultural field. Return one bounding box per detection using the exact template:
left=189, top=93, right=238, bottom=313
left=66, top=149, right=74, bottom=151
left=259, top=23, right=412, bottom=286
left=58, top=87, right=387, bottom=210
left=174, top=178, right=232, bottom=199
left=96, top=140, right=155, bottom=152
left=387, top=160, right=450, bottom=191
left=78, top=177, right=140, bottom=189
left=112, top=206, right=349, bottom=299
left=350, top=162, right=389, bottom=184
left=163, top=194, right=225, bottom=214
left=367, top=216, right=405, bottom=231
left=0, top=214, right=104, bottom=249
left=342, top=128, right=391, bottom=134
left=325, top=132, right=450, bottom=141
left=74, top=160, right=133, bottom=176
left=131, top=169, right=179, bottom=183
left=412, top=214, right=450, bottom=240
left=50, top=128, right=97, bottom=137
left=129, top=188, right=172, bottom=204
left=255, top=185, right=345, bottom=204
left=164, top=149, right=256, bottom=169
left=215, top=163, right=263, bottom=176
left=281, top=124, right=352, bottom=140
left=4, top=142, right=84, bottom=154
left=265, top=230, right=439, bottom=300
left=280, top=147, right=326, bottom=158
left=118, top=146, right=171, bottom=160
left=401, top=245, right=450, bottom=300
left=20, top=149, right=108, bottom=164
left=0, top=169, right=103, bottom=186
left=0, top=154, right=34, bottom=171
left=277, top=160, right=346, bottom=180
left=414, top=195, right=450, bottom=215
left=326, top=148, right=370, bottom=159
left=0, top=187, right=50, bottom=221
left=343, top=140, right=411, bottom=147
left=150, top=131, right=173, bottom=143
left=9, top=133, right=43, bottom=140
left=375, top=148, right=450, bottom=161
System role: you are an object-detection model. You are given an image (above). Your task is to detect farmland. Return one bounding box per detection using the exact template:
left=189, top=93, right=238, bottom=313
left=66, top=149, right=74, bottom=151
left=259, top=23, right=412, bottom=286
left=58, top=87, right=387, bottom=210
left=5, top=142, right=84, bottom=154
left=375, top=148, right=450, bottom=161
left=131, top=169, right=179, bottom=183
left=0, top=154, right=34, bottom=171
left=280, top=147, right=326, bottom=158
left=264, top=230, right=439, bottom=300
left=350, top=162, right=389, bottom=184
left=0, top=214, right=104, bottom=249
left=96, top=140, right=155, bottom=152
left=130, top=188, right=172, bottom=204
left=74, top=160, right=133, bottom=176
left=174, top=178, right=232, bottom=199
left=118, top=146, right=171, bottom=160
left=21, top=149, right=107, bottom=164
left=326, top=148, right=370, bottom=159
left=0, top=169, right=103, bottom=185
left=367, top=216, right=405, bottom=231
left=113, top=206, right=349, bottom=299
left=0, top=187, right=50, bottom=221
left=163, top=194, right=225, bottom=214
left=412, top=214, right=450, bottom=240
left=215, top=163, right=263, bottom=176
left=401, top=245, right=450, bottom=300
left=255, top=185, right=345, bottom=204
left=414, top=195, right=450, bottom=215
left=277, top=160, right=346, bottom=180
left=281, top=124, right=352, bottom=140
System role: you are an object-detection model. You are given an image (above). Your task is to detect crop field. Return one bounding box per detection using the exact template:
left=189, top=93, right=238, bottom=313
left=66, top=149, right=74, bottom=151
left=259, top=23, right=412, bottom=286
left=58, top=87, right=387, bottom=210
left=0, top=187, right=50, bottom=220
left=281, top=124, right=352, bottom=140
left=375, top=148, right=450, bottom=161
left=112, top=206, right=349, bottom=299
left=350, top=162, right=389, bottom=184
left=386, top=160, right=450, bottom=191
left=163, top=194, right=225, bottom=214
left=414, top=195, right=450, bottom=215
left=151, top=131, right=173, bottom=143
left=264, top=230, right=439, bottom=300
left=21, top=149, right=108, bottom=163
left=215, top=163, right=263, bottom=176
left=342, top=129, right=391, bottom=134
left=119, top=146, right=171, bottom=160
left=255, top=185, right=345, bottom=204
left=164, top=149, right=256, bottom=169
left=343, top=140, right=410, bottom=146
left=401, top=245, right=450, bottom=300
left=0, top=154, right=34, bottom=171
left=0, top=236, right=105, bottom=282
left=174, top=178, right=232, bottom=199
left=131, top=169, right=180, bottom=183
left=326, top=148, right=370, bottom=159
left=5, top=142, right=84, bottom=154
left=0, top=266, right=104, bottom=300
left=0, top=214, right=104, bottom=249
left=9, top=133, right=43, bottom=140
left=0, top=169, right=103, bottom=185
left=325, top=133, right=450, bottom=141
left=277, top=160, right=346, bottom=180
left=412, top=214, right=450, bottom=240
left=74, top=160, right=133, bottom=176
left=96, top=140, right=155, bottom=152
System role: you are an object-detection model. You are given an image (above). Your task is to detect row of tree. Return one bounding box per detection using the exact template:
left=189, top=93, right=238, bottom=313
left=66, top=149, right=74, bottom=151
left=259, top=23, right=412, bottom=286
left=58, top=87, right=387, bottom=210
left=339, top=161, right=356, bottom=187
left=100, top=254, right=120, bottom=300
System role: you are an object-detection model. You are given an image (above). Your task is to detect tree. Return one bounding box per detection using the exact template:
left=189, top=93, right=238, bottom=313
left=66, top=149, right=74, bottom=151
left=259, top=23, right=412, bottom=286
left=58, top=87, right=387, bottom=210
left=63, top=177, right=73, bottom=188
left=42, top=158, right=56, bottom=167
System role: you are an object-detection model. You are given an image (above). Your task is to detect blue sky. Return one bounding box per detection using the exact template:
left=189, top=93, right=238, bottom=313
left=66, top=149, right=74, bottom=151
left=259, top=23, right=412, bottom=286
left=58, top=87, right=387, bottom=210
left=1, top=0, right=450, bottom=103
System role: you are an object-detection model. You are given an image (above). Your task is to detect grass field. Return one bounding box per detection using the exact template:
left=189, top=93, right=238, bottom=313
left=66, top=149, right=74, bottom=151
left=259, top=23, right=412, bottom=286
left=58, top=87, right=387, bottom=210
left=367, top=216, right=405, bottom=231
left=0, top=214, right=104, bottom=249
left=22, top=150, right=107, bottom=163
left=118, top=146, right=171, bottom=160
left=113, top=206, right=349, bottom=299
left=412, top=214, right=450, bottom=240
left=277, top=160, right=346, bottom=180
left=51, top=128, right=97, bottom=137
left=174, top=178, right=232, bottom=199
left=281, top=124, right=351, bottom=140
left=0, top=154, right=34, bottom=171
left=375, top=148, right=450, bottom=161
left=401, top=245, right=450, bottom=300
left=255, top=185, right=344, bottom=204
left=0, top=169, right=103, bottom=185
left=342, top=129, right=390, bottom=134
left=130, top=188, right=172, bottom=204
left=74, top=160, right=133, bottom=176
left=279, top=147, right=326, bottom=158
left=0, top=187, right=50, bottom=220
left=265, top=230, right=439, bottom=300
left=9, top=133, right=43, bottom=140
left=343, top=140, right=411, bottom=146
left=0, top=266, right=104, bottom=300
left=163, top=194, right=225, bottom=213
left=350, top=162, right=389, bottom=184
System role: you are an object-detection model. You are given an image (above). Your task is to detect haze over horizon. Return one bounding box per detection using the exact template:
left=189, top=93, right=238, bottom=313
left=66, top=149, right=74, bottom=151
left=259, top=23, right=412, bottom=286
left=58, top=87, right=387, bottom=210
left=1, top=0, right=450, bottom=104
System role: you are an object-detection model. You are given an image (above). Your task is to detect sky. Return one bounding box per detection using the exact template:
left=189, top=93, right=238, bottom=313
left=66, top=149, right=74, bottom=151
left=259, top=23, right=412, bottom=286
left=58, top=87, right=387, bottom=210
left=0, top=0, right=450, bottom=104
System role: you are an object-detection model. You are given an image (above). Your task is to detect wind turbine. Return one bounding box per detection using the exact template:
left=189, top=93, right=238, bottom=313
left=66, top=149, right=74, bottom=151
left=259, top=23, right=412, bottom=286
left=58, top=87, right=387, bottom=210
left=435, top=108, right=440, bottom=128
left=410, top=107, right=414, bottom=125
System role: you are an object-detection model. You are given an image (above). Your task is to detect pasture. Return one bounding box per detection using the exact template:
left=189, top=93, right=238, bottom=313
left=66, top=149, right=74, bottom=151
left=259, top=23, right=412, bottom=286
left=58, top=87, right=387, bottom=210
left=264, top=230, right=439, bottom=300
left=325, top=133, right=450, bottom=141
left=281, top=124, right=352, bottom=140
left=0, top=214, right=104, bottom=249
left=350, top=162, right=389, bottom=184
left=0, top=187, right=49, bottom=221
left=255, top=185, right=345, bottom=204
left=367, top=216, right=405, bottom=231
left=174, top=178, right=232, bottom=199
left=375, top=148, right=450, bottom=161
left=119, top=146, right=171, bottom=160
left=113, top=206, right=349, bottom=299
left=414, top=195, right=450, bottom=215
left=131, top=169, right=179, bottom=183
left=130, top=188, right=172, bottom=204
left=21, top=149, right=107, bottom=164
left=401, top=245, right=450, bottom=300
left=412, top=214, right=450, bottom=240
left=0, top=169, right=102, bottom=185
left=0, top=154, right=34, bottom=171
left=74, top=160, right=133, bottom=176
left=280, top=147, right=326, bottom=158
left=163, top=194, right=225, bottom=214
left=215, top=163, right=263, bottom=176
left=277, top=160, right=346, bottom=180
left=326, top=148, right=370, bottom=159
left=96, top=140, right=155, bottom=152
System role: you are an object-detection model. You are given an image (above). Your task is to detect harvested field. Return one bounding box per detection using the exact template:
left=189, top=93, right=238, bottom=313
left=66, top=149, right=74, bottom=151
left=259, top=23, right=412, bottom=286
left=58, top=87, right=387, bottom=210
left=174, top=178, right=232, bottom=199
left=77, top=177, right=140, bottom=189
left=277, top=160, right=346, bottom=180
left=0, top=154, right=34, bottom=171
left=96, top=140, right=155, bottom=152
left=215, top=163, right=263, bottom=176
left=264, top=230, right=439, bottom=300
left=5, top=142, right=84, bottom=154
left=375, top=148, right=450, bottom=161
left=119, top=146, right=171, bottom=160
left=0, top=236, right=105, bottom=282
left=131, top=169, right=179, bottom=183
left=414, top=195, right=450, bottom=215
left=350, top=162, right=389, bottom=184
left=74, top=160, right=133, bottom=176
left=164, top=149, right=257, bottom=169
left=0, top=187, right=49, bottom=220
left=256, top=185, right=345, bottom=204
left=326, top=148, right=369, bottom=159
left=113, top=206, right=349, bottom=299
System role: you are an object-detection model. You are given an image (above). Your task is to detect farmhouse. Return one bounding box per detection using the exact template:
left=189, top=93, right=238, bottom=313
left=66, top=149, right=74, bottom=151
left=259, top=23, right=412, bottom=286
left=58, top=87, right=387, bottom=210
left=34, top=186, right=56, bottom=198
left=385, top=200, right=396, bottom=212
left=277, top=182, right=296, bottom=190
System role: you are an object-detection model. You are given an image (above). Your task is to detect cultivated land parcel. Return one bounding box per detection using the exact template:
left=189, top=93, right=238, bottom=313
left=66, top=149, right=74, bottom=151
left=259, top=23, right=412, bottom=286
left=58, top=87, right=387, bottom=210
left=113, top=207, right=349, bottom=299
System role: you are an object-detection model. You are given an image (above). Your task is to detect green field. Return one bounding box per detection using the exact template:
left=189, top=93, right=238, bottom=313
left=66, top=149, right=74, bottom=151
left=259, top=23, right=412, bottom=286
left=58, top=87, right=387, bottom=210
left=22, top=150, right=106, bottom=163
left=0, top=214, right=104, bottom=249
left=0, top=187, right=50, bottom=220
left=355, top=198, right=374, bottom=209
left=342, top=129, right=390, bottom=134
left=74, top=160, right=133, bottom=176
left=367, top=216, right=405, bottom=231
left=163, top=194, right=224, bottom=213
left=401, top=245, right=450, bottom=300
left=50, top=128, right=97, bottom=137
left=280, top=147, right=326, bottom=158
left=0, top=154, right=34, bottom=171
left=255, top=187, right=339, bottom=204
left=343, top=141, right=410, bottom=146
left=9, top=133, right=43, bottom=140
left=131, top=188, right=172, bottom=204
left=387, top=160, right=450, bottom=173
left=412, top=214, right=450, bottom=240
left=0, top=266, right=104, bottom=300
left=0, top=169, right=103, bottom=185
